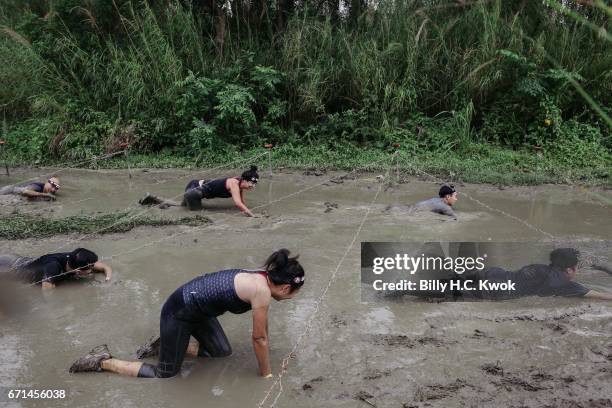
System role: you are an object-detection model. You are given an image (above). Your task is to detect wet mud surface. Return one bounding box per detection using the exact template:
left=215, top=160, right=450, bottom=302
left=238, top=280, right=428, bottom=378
left=1, top=167, right=611, bottom=407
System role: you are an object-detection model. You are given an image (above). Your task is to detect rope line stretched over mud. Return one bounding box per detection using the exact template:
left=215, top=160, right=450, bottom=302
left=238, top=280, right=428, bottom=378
left=14, top=150, right=267, bottom=260
left=23, top=154, right=392, bottom=286
left=101, top=154, right=393, bottom=262
left=257, top=155, right=394, bottom=408
left=1, top=150, right=127, bottom=189
left=10, top=152, right=266, bottom=283
left=396, top=156, right=556, bottom=239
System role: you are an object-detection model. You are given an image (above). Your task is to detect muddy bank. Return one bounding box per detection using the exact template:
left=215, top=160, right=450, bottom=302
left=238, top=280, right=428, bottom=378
left=0, top=168, right=611, bottom=408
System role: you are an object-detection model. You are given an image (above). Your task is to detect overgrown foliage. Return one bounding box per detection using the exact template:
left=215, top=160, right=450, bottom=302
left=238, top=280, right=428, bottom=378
left=0, top=0, right=609, bottom=176
left=0, top=212, right=211, bottom=240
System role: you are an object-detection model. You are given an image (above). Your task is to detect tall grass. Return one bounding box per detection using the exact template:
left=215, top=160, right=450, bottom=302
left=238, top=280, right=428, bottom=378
left=0, top=0, right=609, bottom=160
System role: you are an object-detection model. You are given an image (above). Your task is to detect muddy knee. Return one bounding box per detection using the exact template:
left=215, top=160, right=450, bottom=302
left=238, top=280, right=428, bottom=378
left=198, top=343, right=232, bottom=358
left=183, top=189, right=203, bottom=211
left=138, top=362, right=180, bottom=378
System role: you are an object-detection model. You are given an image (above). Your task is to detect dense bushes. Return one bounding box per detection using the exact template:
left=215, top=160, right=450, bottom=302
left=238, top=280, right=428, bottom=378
left=0, top=0, right=609, bottom=173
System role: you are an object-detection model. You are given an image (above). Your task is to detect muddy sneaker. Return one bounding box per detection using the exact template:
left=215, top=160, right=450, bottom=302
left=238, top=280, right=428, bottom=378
left=69, top=344, right=112, bottom=373
left=136, top=335, right=160, bottom=359
left=139, top=192, right=157, bottom=206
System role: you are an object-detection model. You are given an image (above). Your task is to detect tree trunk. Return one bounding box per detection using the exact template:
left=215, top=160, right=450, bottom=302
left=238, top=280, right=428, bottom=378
left=213, top=0, right=227, bottom=56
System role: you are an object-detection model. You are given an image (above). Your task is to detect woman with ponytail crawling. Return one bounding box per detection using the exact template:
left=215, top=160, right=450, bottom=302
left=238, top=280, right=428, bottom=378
left=139, top=165, right=260, bottom=216
left=69, top=249, right=305, bottom=380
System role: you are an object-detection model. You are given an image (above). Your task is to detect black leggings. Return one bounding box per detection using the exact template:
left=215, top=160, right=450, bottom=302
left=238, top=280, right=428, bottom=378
left=138, top=289, right=232, bottom=378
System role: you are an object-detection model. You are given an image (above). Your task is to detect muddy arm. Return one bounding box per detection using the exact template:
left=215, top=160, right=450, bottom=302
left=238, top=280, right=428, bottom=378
left=41, top=281, right=55, bottom=290
left=229, top=183, right=253, bottom=217
left=591, top=263, right=612, bottom=277
left=583, top=290, right=612, bottom=301
left=92, top=261, right=112, bottom=281
left=21, top=189, right=55, bottom=200
left=251, top=306, right=271, bottom=376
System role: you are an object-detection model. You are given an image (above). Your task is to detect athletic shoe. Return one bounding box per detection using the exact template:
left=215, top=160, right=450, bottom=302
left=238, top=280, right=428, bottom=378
left=139, top=192, right=156, bottom=206
left=69, top=344, right=112, bottom=373
left=136, top=335, right=160, bottom=359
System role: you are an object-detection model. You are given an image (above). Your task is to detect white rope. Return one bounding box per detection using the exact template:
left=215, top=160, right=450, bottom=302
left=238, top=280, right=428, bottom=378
left=257, top=155, right=393, bottom=408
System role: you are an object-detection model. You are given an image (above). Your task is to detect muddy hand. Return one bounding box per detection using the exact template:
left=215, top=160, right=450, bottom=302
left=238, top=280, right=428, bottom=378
left=592, top=262, right=612, bottom=276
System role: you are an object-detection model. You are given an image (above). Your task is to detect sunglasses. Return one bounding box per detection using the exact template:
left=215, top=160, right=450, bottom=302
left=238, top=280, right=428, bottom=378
left=48, top=179, right=61, bottom=190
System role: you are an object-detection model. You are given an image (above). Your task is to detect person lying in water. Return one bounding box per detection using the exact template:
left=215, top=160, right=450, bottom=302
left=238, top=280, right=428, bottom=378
left=426, top=248, right=612, bottom=301
left=0, top=247, right=112, bottom=289
left=139, top=166, right=259, bottom=216
left=413, top=184, right=458, bottom=219
left=0, top=176, right=61, bottom=201
left=69, top=248, right=304, bottom=378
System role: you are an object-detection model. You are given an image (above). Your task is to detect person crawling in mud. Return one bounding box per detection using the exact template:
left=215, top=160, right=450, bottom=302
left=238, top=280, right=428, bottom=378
left=0, top=176, right=61, bottom=201
left=69, top=248, right=304, bottom=379
left=413, top=184, right=458, bottom=219
left=139, top=165, right=259, bottom=216
left=460, top=248, right=612, bottom=301
left=0, top=248, right=112, bottom=289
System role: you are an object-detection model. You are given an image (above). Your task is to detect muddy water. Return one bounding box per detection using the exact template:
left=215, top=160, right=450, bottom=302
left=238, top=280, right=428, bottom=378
left=1, top=168, right=611, bottom=408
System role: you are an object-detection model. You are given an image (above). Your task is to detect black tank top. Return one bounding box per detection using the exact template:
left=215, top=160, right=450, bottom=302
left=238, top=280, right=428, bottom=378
left=181, top=269, right=254, bottom=316
left=202, top=177, right=240, bottom=199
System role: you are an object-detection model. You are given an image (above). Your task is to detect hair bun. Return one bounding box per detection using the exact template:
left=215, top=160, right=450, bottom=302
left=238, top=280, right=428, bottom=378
left=250, top=165, right=258, bottom=172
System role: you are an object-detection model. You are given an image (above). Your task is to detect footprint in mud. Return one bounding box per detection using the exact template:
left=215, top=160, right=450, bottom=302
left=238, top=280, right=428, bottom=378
left=481, top=363, right=548, bottom=392
left=371, top=334, right=452, bottom=348
left=361, top=368, right=392, bottom=380
left=543, top=398, right=612, bottom=408
left=302, top=376, right=324, bottom=391
left=471, top=329, right=494, bottom=339
left=414, top=379, right=473, bottom=401
left=481, top=362, right=504, bottom=376
left=323, top=202, right=339, bottom=213
left=329, top=314, right=347, bottom=328
left=544, top=322, right=568, bottom=334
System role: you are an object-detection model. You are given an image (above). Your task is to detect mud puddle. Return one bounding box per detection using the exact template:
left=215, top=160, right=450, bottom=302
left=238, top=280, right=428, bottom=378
left=1, top=168, right=611, bottom=407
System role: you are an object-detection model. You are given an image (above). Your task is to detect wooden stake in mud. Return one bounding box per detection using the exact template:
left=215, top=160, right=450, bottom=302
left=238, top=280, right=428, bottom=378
left=1, top=110, right=8, bottom=176
left=0, top=140, right=8, bottom=176
left=264, top=143, right=273, bottom=205
left=392, top=143, right=401, bottom=183
left=119, top=142, right=132, bottom=179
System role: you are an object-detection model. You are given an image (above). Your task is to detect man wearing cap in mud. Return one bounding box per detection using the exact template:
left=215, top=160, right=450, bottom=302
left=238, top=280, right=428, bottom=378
left=413, top=184, right=458, bottom=219
left=0, top=176, right=61, bottom=201
left=464, top=248, right=612, bottom=301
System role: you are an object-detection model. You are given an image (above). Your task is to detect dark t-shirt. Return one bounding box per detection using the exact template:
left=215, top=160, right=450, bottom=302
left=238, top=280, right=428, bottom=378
left=23, top=252, right=74, bottom=284
left=24, top=182, right=45, bottom=192
left=474, top=264, right=589, bottom=299
left=414, top=197, right=457, bottom=218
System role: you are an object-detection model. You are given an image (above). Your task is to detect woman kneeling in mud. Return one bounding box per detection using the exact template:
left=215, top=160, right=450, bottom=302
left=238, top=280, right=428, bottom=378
left=69, top=249, right=305, bottom=378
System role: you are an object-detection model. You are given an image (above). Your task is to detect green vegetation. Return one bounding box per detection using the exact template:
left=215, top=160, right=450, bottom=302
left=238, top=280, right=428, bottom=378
left=0, top=212, right=211, bottom=240
left=0, top=0, right=610, bottom=185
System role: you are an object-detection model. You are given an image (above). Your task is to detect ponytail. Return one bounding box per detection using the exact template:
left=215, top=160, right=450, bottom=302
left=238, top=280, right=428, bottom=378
left=264, top=249, right=304, bottom=291
left=241, top=165, right=259, bottom=183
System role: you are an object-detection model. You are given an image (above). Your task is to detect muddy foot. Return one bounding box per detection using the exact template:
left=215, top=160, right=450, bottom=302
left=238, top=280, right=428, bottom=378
left=139, top=192, right=156, bottom=206
left=69, top=344, right=112, bottom=373
left=136, top=335, right=161, bottom=359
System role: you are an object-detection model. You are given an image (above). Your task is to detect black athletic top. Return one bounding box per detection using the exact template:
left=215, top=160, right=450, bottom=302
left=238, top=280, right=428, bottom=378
left=23, top=182, right=45, bottom=192
left=23, top=252, right=74, bottom=284
left=474, top=264, right=589, bottom=299
left=184, top=179, right=203, bottom=192
left=181, top=269, right=253, bottom=317
left=203, top=177, right=240, bottom=199
left=184, top=177, right=240, bottom=199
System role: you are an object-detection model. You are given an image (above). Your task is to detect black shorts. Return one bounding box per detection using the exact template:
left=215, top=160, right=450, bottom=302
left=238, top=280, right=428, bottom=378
left=138, top=289, right=232, bottom=378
